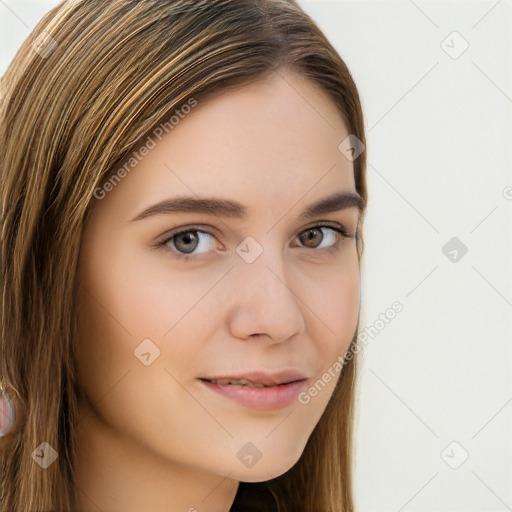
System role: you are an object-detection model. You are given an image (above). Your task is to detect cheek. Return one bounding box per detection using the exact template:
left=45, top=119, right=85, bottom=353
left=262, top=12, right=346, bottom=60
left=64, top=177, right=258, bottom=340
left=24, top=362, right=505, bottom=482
left=310, top=254, right=360, bottom=339
left=292, top=258, right=359, bottom=422
left=79, top=244, right=216, bottom=342
left=326, top=265, right=360, bottom=338
left=74, top=272, right=135, bottom=403
left=74, top=250, right=228, bottom=408
left=122, top=264, right=225, bottom=380
left=302, top=253, right=360, bottom=383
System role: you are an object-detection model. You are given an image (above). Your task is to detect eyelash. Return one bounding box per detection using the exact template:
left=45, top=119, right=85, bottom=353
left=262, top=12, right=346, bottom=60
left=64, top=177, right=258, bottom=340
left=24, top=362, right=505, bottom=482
left=155, top=223, right=352, bottom=262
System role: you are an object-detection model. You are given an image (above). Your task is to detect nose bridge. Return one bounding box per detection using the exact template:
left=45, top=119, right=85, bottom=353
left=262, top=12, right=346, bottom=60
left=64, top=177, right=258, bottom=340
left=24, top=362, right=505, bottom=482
left=241, top=243, right=288, bottom=299
left=228, top=237, right=306, bottom=342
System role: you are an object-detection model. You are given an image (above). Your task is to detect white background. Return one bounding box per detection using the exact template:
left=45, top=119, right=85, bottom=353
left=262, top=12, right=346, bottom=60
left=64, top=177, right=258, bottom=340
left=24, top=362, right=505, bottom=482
left=1, top=1, right=511, bottom=511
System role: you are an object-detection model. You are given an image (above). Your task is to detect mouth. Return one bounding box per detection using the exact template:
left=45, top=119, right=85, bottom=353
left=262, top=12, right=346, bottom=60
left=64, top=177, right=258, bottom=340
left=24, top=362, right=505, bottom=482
left=200, top=377, right=291, bottom=388
left=198, top=371, right=308, bottom=410
left=199, top=370, right=307, bottom=387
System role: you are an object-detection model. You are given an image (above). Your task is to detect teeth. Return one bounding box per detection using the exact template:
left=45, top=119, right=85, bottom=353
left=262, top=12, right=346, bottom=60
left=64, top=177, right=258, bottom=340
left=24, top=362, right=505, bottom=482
left=211, top=378, right=268, bottom=388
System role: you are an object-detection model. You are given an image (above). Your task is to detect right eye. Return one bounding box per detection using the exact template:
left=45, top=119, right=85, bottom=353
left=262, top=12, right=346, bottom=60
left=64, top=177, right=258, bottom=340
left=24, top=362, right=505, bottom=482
left=158, top=227, right=217, bottom=261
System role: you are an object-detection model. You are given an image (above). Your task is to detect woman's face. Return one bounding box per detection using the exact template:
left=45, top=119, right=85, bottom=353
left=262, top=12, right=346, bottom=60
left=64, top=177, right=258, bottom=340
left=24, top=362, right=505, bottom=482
left=75, top=69, right=362, bottom=482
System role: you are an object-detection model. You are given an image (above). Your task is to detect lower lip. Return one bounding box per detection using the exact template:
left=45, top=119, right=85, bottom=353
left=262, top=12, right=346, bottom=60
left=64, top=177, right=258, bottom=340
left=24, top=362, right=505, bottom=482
left=199, top=379, right=307, bottom=411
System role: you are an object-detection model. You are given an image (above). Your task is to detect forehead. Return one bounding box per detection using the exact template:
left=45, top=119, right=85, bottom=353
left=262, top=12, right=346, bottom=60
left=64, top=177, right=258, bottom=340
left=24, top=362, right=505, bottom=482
left=90, top=70, right=355, bottom=222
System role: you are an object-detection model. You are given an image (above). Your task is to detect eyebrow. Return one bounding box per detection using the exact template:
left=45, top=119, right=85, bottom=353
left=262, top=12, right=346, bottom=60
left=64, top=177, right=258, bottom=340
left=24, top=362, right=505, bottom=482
left=129, top=191, right=365, bottom=222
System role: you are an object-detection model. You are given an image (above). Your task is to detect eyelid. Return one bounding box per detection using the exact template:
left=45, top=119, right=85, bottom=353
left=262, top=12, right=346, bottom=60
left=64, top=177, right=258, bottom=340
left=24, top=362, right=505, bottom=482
left=153, top=224, right=219, bottom=246
left=300, top=220, right=352, bottom=238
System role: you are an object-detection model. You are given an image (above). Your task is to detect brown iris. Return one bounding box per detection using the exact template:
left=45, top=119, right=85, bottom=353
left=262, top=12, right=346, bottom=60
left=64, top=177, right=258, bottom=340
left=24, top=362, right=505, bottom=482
left=298, top=228, right=324, bottom=249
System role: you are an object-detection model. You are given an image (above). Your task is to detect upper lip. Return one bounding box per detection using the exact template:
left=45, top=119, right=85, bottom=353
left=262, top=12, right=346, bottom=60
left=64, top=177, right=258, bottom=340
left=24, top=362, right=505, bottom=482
left=199, top=370, right=307, bottom=386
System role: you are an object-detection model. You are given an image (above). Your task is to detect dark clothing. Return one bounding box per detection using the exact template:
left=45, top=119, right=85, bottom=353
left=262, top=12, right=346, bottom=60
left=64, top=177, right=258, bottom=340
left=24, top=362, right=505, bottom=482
left=229, top=482, right=279, bottom=512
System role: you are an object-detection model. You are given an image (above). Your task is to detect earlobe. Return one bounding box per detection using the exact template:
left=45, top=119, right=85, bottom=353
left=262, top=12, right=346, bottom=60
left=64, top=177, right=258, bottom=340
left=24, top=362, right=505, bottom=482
left=0, top=381, right=16, bottom=437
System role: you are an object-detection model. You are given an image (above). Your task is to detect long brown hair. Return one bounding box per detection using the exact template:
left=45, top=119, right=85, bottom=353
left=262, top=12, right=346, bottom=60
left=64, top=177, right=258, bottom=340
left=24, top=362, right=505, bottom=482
left=0, top=1, right=367, bottom=510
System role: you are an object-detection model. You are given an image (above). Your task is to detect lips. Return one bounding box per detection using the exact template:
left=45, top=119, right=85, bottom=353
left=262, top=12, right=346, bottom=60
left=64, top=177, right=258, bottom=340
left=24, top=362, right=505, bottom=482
left=198, top=371, right=308, bottom=410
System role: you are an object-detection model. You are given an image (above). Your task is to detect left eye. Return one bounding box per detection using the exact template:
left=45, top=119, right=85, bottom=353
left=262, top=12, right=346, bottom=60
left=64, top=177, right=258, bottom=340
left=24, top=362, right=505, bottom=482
left=158, top=224, right=349, bottom=261
left=296, top=226, right=347, bottom=250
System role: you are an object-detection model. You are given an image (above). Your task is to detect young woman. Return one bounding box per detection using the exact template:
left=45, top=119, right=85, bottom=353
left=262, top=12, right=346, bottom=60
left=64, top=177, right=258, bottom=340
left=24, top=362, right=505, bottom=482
left=0, top=1, right=367, bottom=510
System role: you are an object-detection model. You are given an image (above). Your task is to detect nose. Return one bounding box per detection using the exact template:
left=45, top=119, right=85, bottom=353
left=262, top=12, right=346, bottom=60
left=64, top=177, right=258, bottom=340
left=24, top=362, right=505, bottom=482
left=226, top=248, right=307, bottom=344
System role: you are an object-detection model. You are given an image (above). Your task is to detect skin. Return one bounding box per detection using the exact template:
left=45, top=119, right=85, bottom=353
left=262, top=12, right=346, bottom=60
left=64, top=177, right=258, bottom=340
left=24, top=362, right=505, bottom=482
left=74, top=69, right=361, bottom=512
